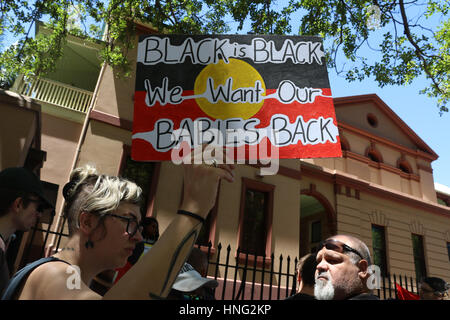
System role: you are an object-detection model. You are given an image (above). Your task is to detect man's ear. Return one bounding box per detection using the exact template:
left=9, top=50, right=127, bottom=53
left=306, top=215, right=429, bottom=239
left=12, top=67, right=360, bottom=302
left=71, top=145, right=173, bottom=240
left=357, top=259, right=370, bottom=279
left=10, top=197, right=24, bottom=213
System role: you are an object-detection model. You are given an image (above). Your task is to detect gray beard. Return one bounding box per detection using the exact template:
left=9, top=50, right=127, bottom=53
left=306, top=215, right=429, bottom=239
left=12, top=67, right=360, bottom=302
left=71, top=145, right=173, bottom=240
left=314, top=278, right=335, bottom=300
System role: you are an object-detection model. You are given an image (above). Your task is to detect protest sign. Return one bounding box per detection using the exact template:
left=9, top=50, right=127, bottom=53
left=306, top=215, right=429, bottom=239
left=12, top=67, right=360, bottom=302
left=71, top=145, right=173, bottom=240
left=132, top=35, right=341, bottom=161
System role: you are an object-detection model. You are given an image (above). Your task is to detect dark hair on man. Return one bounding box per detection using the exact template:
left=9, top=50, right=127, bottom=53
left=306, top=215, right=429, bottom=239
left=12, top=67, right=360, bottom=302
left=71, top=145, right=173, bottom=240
left=0, top=188, right=31, bottom=217
left=421, top=277, right=450, bottom=294
left=298, top=254, right=317, bottom=286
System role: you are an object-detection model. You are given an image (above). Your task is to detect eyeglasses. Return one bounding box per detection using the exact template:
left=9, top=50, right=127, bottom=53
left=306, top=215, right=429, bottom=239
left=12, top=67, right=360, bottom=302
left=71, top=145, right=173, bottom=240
left=103, top=213, right=143, bottom=237
left=317, top=239, right=365, bottom=260
left=25, top=198, right=45, bottom=213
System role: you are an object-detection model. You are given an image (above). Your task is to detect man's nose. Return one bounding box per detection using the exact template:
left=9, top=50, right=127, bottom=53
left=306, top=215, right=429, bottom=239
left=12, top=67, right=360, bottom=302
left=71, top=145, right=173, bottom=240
left=316, top=253, right=329, bottom=272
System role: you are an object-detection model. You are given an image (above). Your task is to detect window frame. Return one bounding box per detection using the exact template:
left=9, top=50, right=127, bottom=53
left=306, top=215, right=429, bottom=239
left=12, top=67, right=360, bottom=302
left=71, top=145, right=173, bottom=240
left=371, top=224, right=388, bottom=276
left=411, top=233, right=427, bottom=281
left=236, top=178, right=274, bottom=267
left=446, top=242, right=450, bottom=262
left=118, top=145, right=161, bottom=218
left=194, top=183, right=220, bottom=254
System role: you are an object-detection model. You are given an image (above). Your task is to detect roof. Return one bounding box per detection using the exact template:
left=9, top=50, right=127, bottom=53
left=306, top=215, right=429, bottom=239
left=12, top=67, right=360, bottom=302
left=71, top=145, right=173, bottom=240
left=435, top=183, right=450, bottom=196
left=333, top=94, right=438, bottom=161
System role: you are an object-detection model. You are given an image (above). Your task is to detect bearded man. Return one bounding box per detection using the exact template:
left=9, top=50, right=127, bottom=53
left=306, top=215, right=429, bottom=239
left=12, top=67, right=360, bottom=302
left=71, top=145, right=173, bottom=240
left=314, top=234, right=379, bottom=300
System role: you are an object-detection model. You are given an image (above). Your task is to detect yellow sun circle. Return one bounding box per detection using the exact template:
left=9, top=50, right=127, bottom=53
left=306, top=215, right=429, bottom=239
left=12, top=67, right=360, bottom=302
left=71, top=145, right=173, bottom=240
left=194, top=59, right=266, bottom=120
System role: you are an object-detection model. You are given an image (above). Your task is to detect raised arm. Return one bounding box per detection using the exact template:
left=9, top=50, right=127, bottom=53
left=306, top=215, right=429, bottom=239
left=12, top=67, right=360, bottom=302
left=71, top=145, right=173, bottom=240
left=104, top=152, right=234, bottom=299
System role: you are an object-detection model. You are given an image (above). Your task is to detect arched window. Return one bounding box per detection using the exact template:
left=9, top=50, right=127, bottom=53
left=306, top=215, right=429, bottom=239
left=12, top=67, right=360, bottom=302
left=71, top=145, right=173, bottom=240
left=367, top=113, right=379, bottom=128
left=367, top=150, right=382, bottom=163
left=340, top=135, right=350, bottom=152
left=398, top=161, right=412, bottom=174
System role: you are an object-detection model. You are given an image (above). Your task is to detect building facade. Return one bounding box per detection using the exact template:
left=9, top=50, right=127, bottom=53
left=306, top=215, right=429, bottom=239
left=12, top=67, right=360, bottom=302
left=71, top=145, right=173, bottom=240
left=4, top=25, right=450, bottom=298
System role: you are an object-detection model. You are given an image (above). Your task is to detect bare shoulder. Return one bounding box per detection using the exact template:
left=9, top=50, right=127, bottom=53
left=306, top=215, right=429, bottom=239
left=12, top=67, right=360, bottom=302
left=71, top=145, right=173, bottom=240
left=18, top=261, right=101, bottom=300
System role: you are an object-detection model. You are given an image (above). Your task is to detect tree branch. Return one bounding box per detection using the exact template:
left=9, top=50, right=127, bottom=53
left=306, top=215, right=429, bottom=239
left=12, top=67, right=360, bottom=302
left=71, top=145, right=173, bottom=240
left=399, top=0, right=443, bottom=93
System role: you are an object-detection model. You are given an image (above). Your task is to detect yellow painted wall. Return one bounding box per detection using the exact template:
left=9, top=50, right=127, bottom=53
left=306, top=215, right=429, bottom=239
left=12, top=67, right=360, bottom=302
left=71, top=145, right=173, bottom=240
left=77, top=120, right=132, bottom=174
left=40, top=113, right=83, bottom=215
left=336, top=192, right=450, bottom=282
left=0, top=99, right=37, bottom=169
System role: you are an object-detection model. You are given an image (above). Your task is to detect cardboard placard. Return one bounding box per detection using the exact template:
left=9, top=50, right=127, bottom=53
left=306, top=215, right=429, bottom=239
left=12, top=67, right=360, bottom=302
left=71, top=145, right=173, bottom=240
left=132, top=35, right=341, bottom=161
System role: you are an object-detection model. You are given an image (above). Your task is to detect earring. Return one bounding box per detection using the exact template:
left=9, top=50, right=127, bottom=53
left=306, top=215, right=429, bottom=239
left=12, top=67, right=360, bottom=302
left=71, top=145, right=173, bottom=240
left=85, top=239, right=94, bottom=249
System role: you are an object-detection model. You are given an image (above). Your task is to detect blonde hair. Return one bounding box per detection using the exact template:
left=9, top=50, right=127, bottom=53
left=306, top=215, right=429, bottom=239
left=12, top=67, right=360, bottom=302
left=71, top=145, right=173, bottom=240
left=63, top=164, right=142, bottom=236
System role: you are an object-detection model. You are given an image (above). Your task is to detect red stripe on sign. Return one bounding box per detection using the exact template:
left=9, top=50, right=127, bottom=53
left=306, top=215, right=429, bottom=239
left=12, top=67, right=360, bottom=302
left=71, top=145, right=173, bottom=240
left=132, top=87, right=341, bottom=161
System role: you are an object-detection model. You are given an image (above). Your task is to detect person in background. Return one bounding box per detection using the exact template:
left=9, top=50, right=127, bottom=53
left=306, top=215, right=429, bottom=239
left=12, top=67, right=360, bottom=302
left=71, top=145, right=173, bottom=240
left=286, top=253, right=317, bottom=300
left=0, top=167, right=52, bottom=295
left=113, top=216, right=160, bottom=284
left=314, top=234, right=379, bottom=300
left=186, top=247, right=215, bottom=300
left=419, top=277, right=449, bottom=300
left=141, top=217, right=159, bottom=255
left=167, top=262, right=218, bottom=300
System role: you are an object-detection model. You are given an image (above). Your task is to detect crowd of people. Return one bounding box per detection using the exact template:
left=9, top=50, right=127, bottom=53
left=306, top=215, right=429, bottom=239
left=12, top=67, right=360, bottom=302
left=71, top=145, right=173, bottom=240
left=0, top=148, right=448, bottom=300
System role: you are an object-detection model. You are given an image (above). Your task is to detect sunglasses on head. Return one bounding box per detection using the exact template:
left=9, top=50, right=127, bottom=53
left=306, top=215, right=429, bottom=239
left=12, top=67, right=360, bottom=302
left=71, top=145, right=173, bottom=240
left=317, top=239, right=365, bottom=260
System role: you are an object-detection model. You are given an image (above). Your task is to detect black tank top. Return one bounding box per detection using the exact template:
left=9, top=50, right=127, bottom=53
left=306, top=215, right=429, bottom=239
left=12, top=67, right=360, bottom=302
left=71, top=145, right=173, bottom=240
left=1, top=256, right=71, bottom=300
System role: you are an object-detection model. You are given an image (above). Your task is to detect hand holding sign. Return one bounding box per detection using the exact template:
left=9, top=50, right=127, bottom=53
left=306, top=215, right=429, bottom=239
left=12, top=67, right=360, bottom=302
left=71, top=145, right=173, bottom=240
left=180, top=145, right=235, bottom=217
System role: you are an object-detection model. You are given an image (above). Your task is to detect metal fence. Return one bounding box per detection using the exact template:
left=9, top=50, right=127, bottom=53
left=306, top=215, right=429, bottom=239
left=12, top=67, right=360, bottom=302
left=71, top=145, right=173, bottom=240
left=197, top=242, right=419, bottom=300
left=200, top=243, right=298, bottom=300
left=11, top=223, right=419, bottom=300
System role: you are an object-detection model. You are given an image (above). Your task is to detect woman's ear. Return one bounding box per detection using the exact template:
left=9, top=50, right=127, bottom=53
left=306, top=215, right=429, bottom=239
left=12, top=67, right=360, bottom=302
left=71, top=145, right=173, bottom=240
left=78, top=211, right=97, bottom=235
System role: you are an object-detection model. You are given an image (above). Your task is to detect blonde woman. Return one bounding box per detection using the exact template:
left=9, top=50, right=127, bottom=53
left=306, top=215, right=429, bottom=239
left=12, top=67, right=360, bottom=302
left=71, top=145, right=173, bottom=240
left=3, top=152, right=234, bottom=299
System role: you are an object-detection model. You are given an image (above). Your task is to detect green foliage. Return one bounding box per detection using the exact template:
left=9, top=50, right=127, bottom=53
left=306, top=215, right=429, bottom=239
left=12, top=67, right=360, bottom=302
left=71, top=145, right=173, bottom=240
left=0, top=0, right=448, bottom=112
left=297, top=0, right=448, bottom=113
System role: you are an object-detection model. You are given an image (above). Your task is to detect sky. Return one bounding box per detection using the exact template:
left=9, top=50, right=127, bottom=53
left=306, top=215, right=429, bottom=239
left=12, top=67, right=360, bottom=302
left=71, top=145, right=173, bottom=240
left=329, top=70, right=450, bottom=188
left=2, top=3, right=449, bottom=188
left=228, top=4, right=450, bottom=188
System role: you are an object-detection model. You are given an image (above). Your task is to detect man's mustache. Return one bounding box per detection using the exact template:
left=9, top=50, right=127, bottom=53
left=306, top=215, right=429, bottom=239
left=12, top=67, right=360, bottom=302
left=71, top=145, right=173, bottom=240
left=316, top=271, right=330, bottom=281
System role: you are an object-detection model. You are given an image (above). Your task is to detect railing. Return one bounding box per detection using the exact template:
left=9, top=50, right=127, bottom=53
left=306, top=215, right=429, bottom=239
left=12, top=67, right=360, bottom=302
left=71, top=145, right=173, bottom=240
left=200, top=242, right=419, bottom=300
left=10, top=219, right=421, bottom=300
left=202, top=243, right=298, bottom=300
left=14, top=75, right=93, bottom=113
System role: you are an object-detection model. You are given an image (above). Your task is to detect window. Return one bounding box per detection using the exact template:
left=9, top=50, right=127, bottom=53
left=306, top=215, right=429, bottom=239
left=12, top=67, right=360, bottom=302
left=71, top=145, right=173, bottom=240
left=310, top=220, right=322, bottom=253
left=371, top=225, right=388, bottom=276
left=195, top=192, right=219, bottom=250
left=241, top=189, right=268, bottom=256
left=238, top=178, right=274, bottom=260
left=398, top=160, right=412, bottom=174
left=447, top=242, right=450, bottom=262
left=411, top=234, right=427, bottom=281
left=178, top=183, right=219, bottom=251
left=311, top=220, right=322, bottom=243
left=368, top=151, right=381, bottom=163
left=367, top=113, right=378, bottom=128
left=120, top=151, right=156, bottom=216
left=196, top=212, right=213, bottom=247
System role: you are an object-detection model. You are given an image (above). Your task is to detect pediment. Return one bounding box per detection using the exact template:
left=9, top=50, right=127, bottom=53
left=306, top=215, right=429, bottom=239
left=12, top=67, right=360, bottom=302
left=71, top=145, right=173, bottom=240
left=333, top=94, right=437, bottom=159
